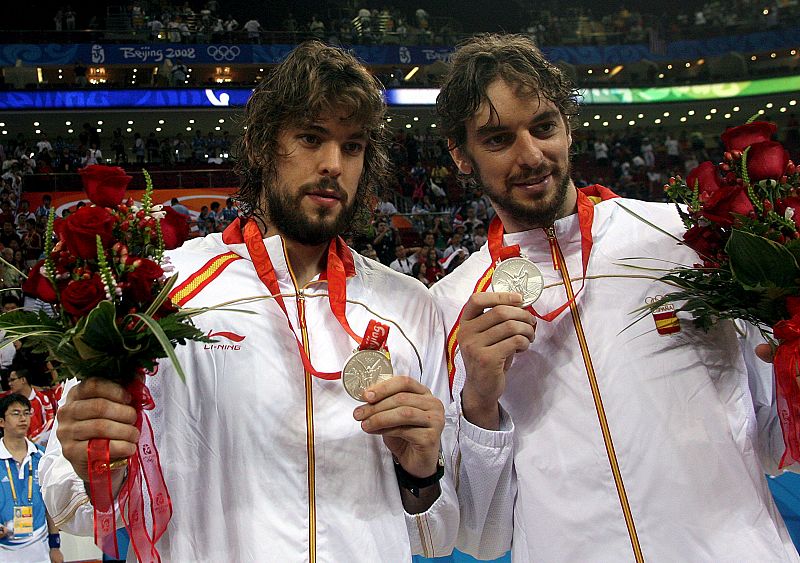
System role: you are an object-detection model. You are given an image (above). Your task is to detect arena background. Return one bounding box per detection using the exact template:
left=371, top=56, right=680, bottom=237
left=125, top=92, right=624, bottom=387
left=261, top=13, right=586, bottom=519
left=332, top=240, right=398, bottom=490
left=1, top=0, right=799, bottom=560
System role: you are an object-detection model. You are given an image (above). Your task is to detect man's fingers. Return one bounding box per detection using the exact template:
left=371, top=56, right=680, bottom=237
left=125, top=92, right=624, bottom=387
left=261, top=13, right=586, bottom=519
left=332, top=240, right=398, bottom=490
left=463, top=304, right=536, bottom=336
left=362, top=375, right=429, bottom=404
left=461, top=292, right=523, bottom=322
left=355, top=391, right=441, bottom=422
left=359, top=405, right=443, bottom=436
left=59, top=419, right=140, bottom=445
left=72, top=378, right=131, bottom=404
left=469, top=319, right=536, bottom=348
left=61, top=397, right=138, bottom=425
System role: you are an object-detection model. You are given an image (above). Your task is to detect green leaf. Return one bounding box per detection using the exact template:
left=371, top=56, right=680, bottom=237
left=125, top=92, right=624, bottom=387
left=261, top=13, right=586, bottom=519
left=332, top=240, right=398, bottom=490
left=71, top=301, right=125, bottom=359
left=727, top=229, right=800, bottom=290
left=130, top=313, right=187, bottom=383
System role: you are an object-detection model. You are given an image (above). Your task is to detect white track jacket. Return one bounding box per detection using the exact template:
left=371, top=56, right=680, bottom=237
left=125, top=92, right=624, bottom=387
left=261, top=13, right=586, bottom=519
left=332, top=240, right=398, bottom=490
left=433, top=195, right=800, bottom=562
left=40, top=229, right=458, bottom=562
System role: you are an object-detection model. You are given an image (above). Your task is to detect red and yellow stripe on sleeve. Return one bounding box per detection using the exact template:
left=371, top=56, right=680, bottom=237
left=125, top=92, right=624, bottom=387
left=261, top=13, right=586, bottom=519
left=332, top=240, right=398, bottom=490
left=445, top=265, right=495, bottom=389
left=169, top=251, right=242, bottom=307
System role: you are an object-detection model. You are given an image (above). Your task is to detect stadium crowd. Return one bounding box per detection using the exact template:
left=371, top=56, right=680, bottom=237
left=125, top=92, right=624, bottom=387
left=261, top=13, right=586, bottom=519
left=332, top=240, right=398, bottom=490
left=38, top=0, right=800, bottom=47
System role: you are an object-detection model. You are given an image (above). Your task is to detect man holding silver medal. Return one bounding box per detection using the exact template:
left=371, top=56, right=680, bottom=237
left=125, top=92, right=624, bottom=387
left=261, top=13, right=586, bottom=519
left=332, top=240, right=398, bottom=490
left=38, top=42, right=458, bottom=561
left=433, top=34, right=798, bottom=561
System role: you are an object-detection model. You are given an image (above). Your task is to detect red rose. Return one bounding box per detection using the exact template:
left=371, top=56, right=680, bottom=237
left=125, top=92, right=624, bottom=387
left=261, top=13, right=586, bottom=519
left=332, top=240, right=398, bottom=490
left=688, top=161, right=754, bottom=226
left=61, top=275, right=106, bottom=317
left=126, top=258, right=164, bottom=304
left=683, top=225, right=724, bottom=262
left=159, top=206, right=190, bottom=250
left=686, top=161, right=724, bottom=194
left=78, top=165, right=132, bottom=208
left=746, top=140, right=790, bottom=182
left=720, top=121, right=777, bottom=152
left=59, top=206, right=116, bottom=259
left=21, top=260, right=59, bottom=303
left=700, top=185, right=755, bottom=226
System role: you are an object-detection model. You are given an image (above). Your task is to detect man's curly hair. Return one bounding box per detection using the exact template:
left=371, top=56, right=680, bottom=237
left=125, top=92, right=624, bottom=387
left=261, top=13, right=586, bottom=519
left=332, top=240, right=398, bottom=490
left=234, top=41, right=391, bottom=230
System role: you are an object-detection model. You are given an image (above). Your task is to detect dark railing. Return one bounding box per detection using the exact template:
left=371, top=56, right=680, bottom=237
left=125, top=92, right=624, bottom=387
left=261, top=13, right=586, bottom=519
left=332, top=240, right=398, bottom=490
left=21, top=168, right=239, bottom=193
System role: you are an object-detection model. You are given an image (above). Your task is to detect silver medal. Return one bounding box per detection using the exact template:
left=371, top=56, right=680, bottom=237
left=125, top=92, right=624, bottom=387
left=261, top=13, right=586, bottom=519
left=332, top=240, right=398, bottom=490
left=342, top=349, right=394, bottom=401
left=491, top=257, right=544, bottom=307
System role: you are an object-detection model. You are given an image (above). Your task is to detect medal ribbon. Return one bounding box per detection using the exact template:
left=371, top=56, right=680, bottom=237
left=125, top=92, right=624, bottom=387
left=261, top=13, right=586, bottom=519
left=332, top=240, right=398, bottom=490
left=243, top=219, right=389, bottom=379
left=486, top=189, right=596, bottom=322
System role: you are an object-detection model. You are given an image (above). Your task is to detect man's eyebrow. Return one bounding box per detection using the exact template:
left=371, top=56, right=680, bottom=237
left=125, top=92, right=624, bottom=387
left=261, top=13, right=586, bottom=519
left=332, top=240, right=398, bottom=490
left=300, top=123, right=368, bottom=140
left=475, top=109, right=562, bottom=138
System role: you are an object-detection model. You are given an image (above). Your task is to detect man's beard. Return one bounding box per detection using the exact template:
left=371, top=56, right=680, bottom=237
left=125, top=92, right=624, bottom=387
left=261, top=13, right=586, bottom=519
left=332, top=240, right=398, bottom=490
left=265, top=177, right=358, bottom=245
left=473, top=158, right=572, bottom=229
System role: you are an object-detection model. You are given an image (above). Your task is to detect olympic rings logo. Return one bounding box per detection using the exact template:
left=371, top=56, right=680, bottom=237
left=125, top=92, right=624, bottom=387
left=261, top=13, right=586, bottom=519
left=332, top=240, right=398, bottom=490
left=207, top=45, right=241, bottom=61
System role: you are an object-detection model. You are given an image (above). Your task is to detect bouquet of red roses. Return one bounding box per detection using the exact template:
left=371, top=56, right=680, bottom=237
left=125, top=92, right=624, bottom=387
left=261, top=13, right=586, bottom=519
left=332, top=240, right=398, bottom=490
left=2, top=165, right=202, bottom=383
left=0, top=164, right=206, bottom=562
left=649, top=118, right=800, bottom=468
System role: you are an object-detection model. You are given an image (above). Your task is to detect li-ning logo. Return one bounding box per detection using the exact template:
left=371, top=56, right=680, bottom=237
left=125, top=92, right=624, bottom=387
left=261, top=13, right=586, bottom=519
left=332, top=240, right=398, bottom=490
left=645, top=295, right=681, bottom=335
left=204, top=330, right=246, bottom=351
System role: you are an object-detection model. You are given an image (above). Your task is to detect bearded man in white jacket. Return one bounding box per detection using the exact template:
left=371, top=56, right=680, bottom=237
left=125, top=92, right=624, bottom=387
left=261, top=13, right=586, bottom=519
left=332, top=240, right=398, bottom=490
left=433, top=33, right=799, bottom=562
left=39, top=41, right=458, bottom=562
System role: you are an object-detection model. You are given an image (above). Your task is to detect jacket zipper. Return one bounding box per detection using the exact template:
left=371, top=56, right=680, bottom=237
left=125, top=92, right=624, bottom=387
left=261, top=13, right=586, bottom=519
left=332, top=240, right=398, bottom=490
left=284, top=247, right=317, bottom=563
left=545, top=226, right=644, bottom=562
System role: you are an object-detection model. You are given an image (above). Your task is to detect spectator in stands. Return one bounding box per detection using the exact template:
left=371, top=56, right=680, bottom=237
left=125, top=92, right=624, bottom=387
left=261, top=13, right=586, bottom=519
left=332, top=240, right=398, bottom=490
left=132, top=133, right=145, bottom=164
left=21, top=219, right=41, bottom=267
left=372, top=218, right=399, bottom=264
left=196, top=205, right=211, bottom=235
left=64, top=6, right=76, bottom=30
left=111, top=129, right=127, bottom=164
left=443, top=229, right=468, bottom=259
left=221, top=198, right=238, bottom=222
left=35, top=135, right=51, bottom=156
left=81, top=143, right=102, bottom=166
left=594, top=137, right=609, bottom=166
left=208, top=201, right=221, bottom=226
left=169, top=197, right=190, bottom=217
left=73, top=61, right=87, bottom=87
left=375, top=197, right=398, bottom=216
left=14, top=200, right=34, bottom=230
left=0, top=394, right=63, bottom=563
left=170, top=59, right=188, bottom=86
left=244, top=18, right=263, bottom=43
left=0, top=222, right=21, bottom=250
left=309, top=15, right=325, bottom=39
left=424, top=247, right=444, bottom=285
left=148, top=16, right=164, bottom=40
left=665, top=134, right=680, bottom=166
left=34, top=195, right=52, bottom=220
left=7, top=360, right=54, bottom=446
left=360, top=242, right=379, bottom=261
left=146, top=133, right=160, bottom=163
left=389, top=245, right=416, bottom=275
left=224, top=14, right=239, bottom=40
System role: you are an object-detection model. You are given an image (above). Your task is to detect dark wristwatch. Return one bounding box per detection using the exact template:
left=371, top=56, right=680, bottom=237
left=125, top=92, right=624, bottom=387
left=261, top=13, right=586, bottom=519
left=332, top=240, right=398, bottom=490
left=393, top=453, right=445, bottom=497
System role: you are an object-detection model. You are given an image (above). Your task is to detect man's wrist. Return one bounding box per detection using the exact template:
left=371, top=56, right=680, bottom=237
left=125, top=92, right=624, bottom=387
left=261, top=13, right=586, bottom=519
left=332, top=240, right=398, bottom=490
left=461, top=388, right=501, bottom=430
left=394, top=453, right=445, bottom=497
left=48, top=533, right=61, bottom=549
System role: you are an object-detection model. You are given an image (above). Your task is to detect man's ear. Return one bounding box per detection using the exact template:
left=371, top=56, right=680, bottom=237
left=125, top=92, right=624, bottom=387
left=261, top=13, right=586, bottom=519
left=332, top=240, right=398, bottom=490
left=450, top=143, right=473, bottom=175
